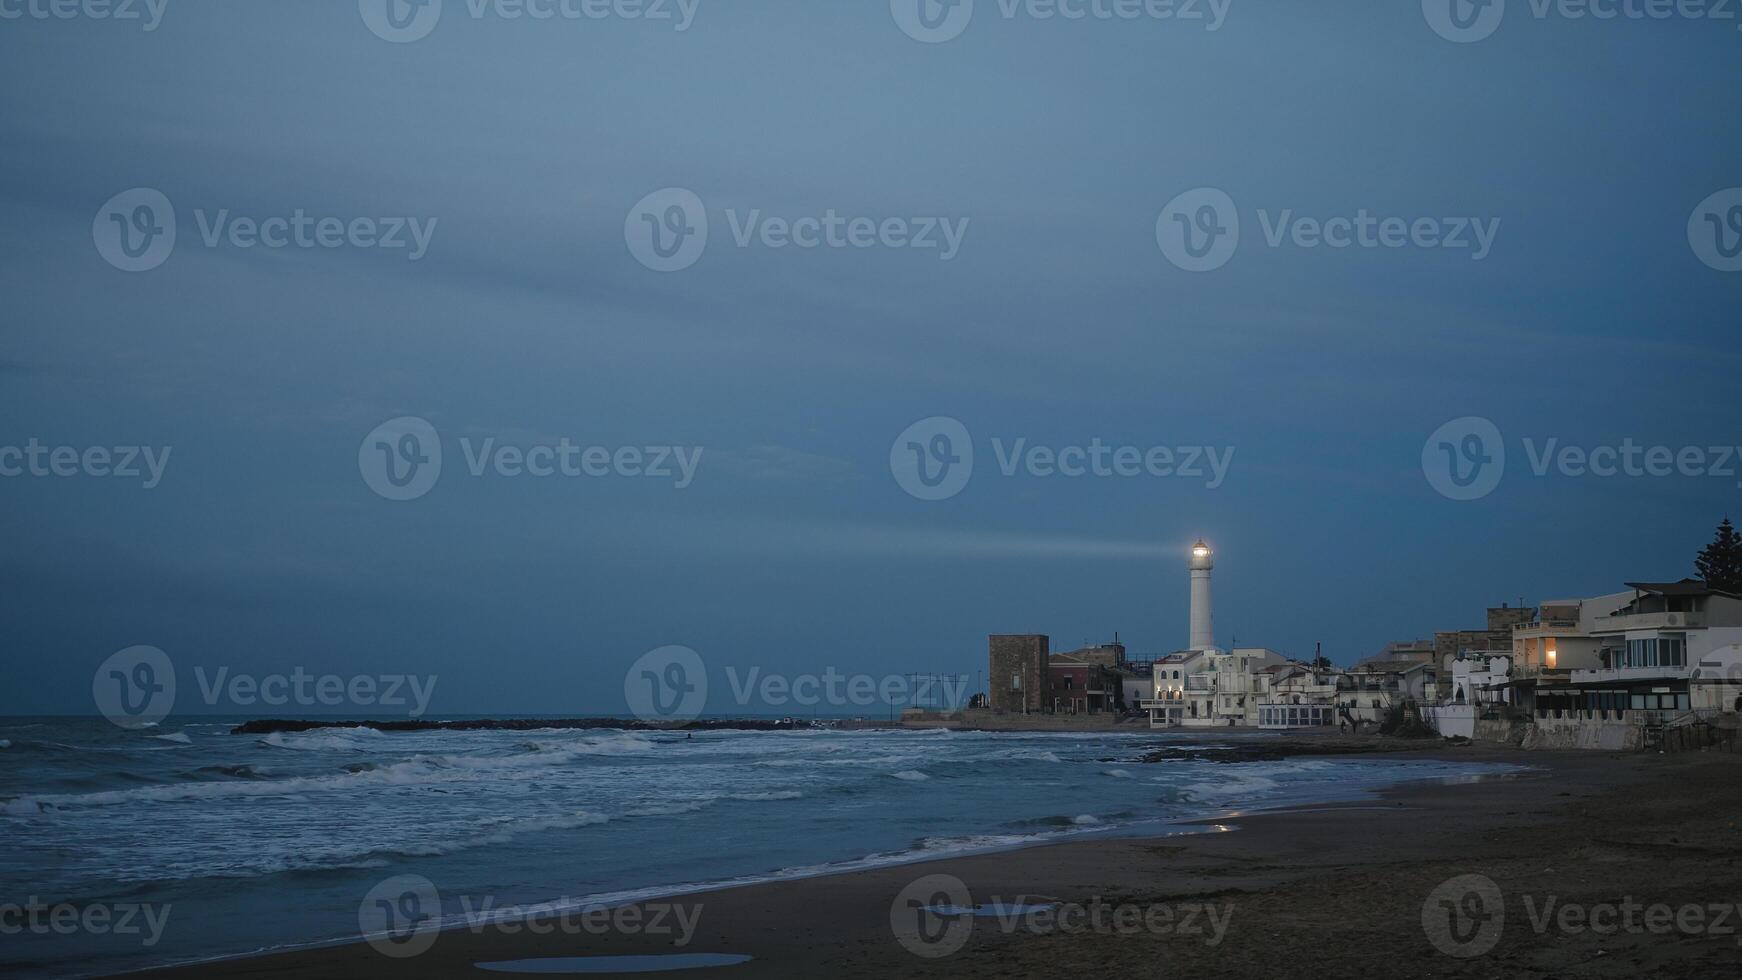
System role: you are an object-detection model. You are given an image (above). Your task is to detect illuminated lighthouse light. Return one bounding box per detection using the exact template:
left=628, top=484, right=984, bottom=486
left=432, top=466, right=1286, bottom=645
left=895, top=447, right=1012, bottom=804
left=1189, top=539, right=1215, bottom=653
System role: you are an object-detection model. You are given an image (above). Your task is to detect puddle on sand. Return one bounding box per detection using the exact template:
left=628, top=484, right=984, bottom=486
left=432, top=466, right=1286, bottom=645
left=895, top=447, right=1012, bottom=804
left=475, top=954, right=753, bottom=973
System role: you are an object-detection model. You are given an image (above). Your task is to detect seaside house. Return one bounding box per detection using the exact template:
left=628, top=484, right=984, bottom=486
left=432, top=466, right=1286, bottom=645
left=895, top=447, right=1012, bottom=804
left=1180, top=648, right=1288, bottom=727
left=1255, top=662, right=1341, bottom=729
left=1044, top=653, right=1122, bottom=714
left=1419, top=653, right=1513, bottom=738
left=1508, top=591, right=1635, bottom=680
left=1525, top=581, right=1742, bottom=736
left=985, top=633, right=1130, bottom=716
left=1337, top=659, right=1433, bottom=728
left=1140, top=651, right=1201, bottom=727
left=1421, top=580, right=1742, bottom=748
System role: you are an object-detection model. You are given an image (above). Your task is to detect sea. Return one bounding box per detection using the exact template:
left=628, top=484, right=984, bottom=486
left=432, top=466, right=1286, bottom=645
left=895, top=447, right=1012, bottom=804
left=0, top=717, right=1517, bottom=977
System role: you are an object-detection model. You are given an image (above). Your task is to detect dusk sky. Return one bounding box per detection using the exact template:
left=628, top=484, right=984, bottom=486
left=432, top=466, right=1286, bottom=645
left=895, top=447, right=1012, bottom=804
left=3, top=0, right=1739, bottom=716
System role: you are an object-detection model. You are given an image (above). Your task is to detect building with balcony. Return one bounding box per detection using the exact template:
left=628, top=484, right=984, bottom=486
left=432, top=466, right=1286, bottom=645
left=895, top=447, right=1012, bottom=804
left=1256, top=662, right=1341, bottom=729
left=1179, top=647, right=1289, bottom=727
left=1140, top=651, right=1202, bottom=727
left=1427, top=580, right=1742, bottom=748
left=1337, top=660, right=1433, bottom=727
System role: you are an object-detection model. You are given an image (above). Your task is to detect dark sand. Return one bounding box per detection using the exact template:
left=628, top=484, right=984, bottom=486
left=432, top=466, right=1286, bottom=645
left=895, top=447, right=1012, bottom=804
left=127, top=744, right=1742, bottom=979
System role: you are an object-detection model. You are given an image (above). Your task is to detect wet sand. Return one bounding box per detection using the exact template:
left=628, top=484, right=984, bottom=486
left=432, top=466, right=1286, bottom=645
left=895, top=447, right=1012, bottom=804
left=127, top=745, right=1742, bottom=979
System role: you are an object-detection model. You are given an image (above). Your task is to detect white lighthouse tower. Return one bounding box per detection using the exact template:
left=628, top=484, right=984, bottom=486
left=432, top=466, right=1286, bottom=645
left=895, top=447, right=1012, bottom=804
left=1189, top=539, right=1215, bottom=652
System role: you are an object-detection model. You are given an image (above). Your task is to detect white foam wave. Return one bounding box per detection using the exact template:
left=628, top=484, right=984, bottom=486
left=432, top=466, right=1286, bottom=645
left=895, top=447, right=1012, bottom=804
left=1180, top=774, right=1280, bottom=802
left=888, top=770, right=930, bottom=781
left=260, top=730, right=385, bottom=752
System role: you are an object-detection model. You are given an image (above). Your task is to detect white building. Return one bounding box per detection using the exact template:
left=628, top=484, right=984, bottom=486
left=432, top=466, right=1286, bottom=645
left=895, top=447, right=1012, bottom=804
left=1256, top=662, right=1341, bottom=729
left=1420, top=653, right=1512, bottom=739
left=1424, top=579, right=1742, bottom=747
left=1337, top=660, right=1434, bottom=728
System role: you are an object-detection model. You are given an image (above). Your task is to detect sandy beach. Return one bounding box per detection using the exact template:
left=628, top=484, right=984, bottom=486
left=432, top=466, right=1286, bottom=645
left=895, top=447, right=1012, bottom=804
left=123, top=743, right=1742, bottom=979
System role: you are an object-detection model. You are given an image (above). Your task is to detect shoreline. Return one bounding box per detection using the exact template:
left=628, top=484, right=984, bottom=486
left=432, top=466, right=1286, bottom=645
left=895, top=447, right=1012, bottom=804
left=116, top=746, right=1520, bottom=978
left=118, top=740, right=1736, bottom=980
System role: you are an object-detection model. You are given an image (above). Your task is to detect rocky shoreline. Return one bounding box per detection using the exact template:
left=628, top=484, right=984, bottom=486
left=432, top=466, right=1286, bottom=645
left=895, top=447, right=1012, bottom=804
left=1138, top=733, right=1461, bottom=764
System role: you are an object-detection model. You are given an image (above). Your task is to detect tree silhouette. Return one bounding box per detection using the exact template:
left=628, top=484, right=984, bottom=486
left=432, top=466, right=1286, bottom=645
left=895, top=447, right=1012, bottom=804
left=1695, top=518, right=1742, bottom=593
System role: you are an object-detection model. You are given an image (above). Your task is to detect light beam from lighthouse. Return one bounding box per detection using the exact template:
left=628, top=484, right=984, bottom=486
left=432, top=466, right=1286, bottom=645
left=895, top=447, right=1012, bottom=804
left=1189, top=539, right=1214, bottom=652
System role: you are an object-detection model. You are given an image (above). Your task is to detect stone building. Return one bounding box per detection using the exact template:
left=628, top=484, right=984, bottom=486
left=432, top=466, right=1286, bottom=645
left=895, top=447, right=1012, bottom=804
left=988, top=634, right=1048, bottom=713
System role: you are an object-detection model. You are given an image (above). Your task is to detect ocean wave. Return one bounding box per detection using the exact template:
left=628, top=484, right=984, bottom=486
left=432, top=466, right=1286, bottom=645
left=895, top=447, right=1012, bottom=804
left=1179, top=773, right=1280, bottom=802
left=150, top=732, right=192, bottom=744
left=1, top=758, right=504, bottom=815
left=888, top=770, right=930, bottom=781
left=259, top=729, right=388, bottom=752
left=1102, top=769, right=1132, bottom=778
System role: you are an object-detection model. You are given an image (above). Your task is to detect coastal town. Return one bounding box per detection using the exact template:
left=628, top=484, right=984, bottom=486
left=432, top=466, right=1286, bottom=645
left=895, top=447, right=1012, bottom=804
left=956, top=523, right=1742, bottom=753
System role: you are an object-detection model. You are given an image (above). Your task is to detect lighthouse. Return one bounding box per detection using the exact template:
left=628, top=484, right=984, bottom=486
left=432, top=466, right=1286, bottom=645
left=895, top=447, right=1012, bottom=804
left=1189, top=539, right=1215, bottom=652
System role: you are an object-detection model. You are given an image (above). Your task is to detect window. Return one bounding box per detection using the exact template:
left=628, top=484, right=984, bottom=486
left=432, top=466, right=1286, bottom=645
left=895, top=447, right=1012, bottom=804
left=1012, top=674, right=1020, bottom=689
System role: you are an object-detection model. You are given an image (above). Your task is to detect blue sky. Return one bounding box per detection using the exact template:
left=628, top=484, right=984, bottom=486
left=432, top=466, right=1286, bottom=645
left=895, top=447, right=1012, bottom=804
left=2, top=0, right=1739, bottom=715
